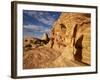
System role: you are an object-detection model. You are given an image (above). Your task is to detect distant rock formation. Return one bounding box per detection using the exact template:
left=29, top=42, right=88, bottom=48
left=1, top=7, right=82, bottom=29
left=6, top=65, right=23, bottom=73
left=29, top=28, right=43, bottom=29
left=48, top=12, right=91, bottom=64
left=23, top=37, right=42, bottom=50
left=41, top=33, right=49, bottom=41
left=41, top=33, right=50, bottom=44
left=24, top=33, right=50, bottom=51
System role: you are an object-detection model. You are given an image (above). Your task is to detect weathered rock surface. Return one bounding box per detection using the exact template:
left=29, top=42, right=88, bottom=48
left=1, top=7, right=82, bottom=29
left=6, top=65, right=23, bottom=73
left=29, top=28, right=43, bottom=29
left=48, top=12, right=91, bottom=64
left=23, top=47, right=89, bottom=69
left=23, top=47, right=61, bottom=69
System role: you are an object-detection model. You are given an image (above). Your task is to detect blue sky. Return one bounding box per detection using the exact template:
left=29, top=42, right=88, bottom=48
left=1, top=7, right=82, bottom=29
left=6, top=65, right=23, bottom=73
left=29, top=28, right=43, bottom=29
left=23, top=10, right=61, bottom=39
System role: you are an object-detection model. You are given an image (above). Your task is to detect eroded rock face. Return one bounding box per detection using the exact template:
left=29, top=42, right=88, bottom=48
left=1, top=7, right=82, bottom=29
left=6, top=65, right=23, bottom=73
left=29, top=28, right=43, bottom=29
left=49, top=12, right=91, bottom=64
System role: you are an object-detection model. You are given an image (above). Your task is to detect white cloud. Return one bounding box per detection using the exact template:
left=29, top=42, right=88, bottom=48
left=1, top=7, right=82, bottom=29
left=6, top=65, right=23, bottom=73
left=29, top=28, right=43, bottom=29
left=24, top=24, right=51, bottom=33
left=24, top=11, right=56, bottom=25
left=24, top=24, right=40, bottom=31
left=37, top=17, right=54, bottom=25
left=35, top=12, right=55, bottom=25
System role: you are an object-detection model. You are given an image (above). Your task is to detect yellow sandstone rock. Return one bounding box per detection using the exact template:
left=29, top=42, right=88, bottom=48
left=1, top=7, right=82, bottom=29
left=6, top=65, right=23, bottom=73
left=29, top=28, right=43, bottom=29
left=49, top=12, right=91, bottom=64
